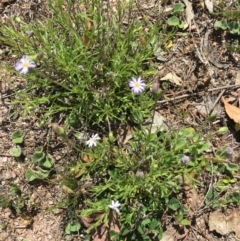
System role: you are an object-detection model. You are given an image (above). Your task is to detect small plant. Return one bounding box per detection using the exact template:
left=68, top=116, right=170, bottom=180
left=11, top=130, right=24, bottom=144
left=215, top=20, right=240, bottom=34
left=204, top=145, right=239, bottom=208
left=10, top=130, right=23, bottom=157
left=167, top=3, right=185, bottom=28
left=10, top=145, right=22, bottom=157
left=25, top=147, right=53, bottom=181
left=65, top=221, right=81, bottom=235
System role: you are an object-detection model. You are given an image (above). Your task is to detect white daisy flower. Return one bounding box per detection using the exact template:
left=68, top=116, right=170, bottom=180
left=129, top=77, right=146, bottom=94
left=86, top=134, right=101, bottom=147
left=109, top=200, right=121, bottom=213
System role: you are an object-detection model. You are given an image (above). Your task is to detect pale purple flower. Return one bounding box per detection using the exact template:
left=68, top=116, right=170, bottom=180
left=15, top=55, right=36, bottom=74
left=226, top=147, right=234, bottom=155
left=86, top=134, right=100, bottom=147
left=182, top=155, right=190, bottom=164
left=136, top=171, right=144, bottom=177
left=109, top=200, right=121, bottom=213
left=129, top=77, right=146, bottom=94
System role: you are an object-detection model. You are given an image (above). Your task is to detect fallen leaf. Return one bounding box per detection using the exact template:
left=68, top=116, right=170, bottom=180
left=80, top=212, right=104, bottom=228
left=226, top=208, right=239, bottom=221
left=81, top=154, right=92, bottom=163
left=139, top=36, right=147, bottom=45
left=182, top=174, right=199, bottom=215
left=62, top=185, right=74, bottom=194
left=209, top=209, right=240, bottom=237
left=222, top=96, right=240, bottom=124
left=209, top=211, right=226, bottom=235
left=205, top=0, right=213, bottom=12
left=86, top=17, right=92, bottom=31
left=161, top=73, right=182, bottom=86
left=112, top=124, right=133, bottom=144
left=154, top=47, right=169, bottom=62
left=142, top=111, right=169, bottom=133
left=92, top=211, right=120, bottom=241
left=161, top=226, right=177, bottom=241
left=235, top=71, right=240, bottom=85
left=183, top=0, right=194, bottom=27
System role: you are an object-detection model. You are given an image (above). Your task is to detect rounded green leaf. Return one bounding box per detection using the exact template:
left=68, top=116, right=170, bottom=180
left=217, top=126, right=228, bottom=134
left=42, top=156, right=53, bottom=168
left=31, top=152, right=45, bottom=163
left=178, top=21, right=185, bottom=29
left=172, top=3, right=184, bottom=13
left=228, top=21, right=239, bottom=34
left=179, top=127, right=195, bottom=138
left=168, top=197, right=181, bottom=211
left=25, top=169, right=39, bottom=181
left=167, top=16, right=180, bottom=26
left=10, top=146, right=22, bottom=157
left=180, top=219, right=190, bottom=226
left=65, top=222, right=81, bottom=234
left=11, top=130, right=23, bottom=144
left=214, top=20, right=228, bottom=30
left=225, top=163, right=239, bottom=172
left=174, top=138, right=187, bottom=150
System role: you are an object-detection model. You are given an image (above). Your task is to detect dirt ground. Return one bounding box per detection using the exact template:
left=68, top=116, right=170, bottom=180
left=1, top=0, right=240, bottom=240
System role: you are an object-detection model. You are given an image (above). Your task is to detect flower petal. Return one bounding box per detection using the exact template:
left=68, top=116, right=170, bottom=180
left=20, top=67, right=29, bottom=74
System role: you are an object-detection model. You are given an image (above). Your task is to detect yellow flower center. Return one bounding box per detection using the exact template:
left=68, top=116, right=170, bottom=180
left=23, top=61, right=29, bottom=68
left=134, top=82, right=140, bottom=88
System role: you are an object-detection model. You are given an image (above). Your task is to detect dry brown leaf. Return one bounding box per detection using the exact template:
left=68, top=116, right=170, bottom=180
left=142, top=111, right=169, bottom=134
left=209, top=211, right=226, bottom=235
left=205, top=0, right=213, bottom=12
left=221, top=96, right=240, bottom=124
left=209, top=209, right=240, bottom=237
left=160, top=73, right=182, bottom=86
left=161, top=226, right=177, bottom=241
left=182, top=174, right=199, bottom=215
left=235, top=71, right=240, bottom=85
left=81, top=154, right=93, bottom=163
left=139, top=36, right=147, bottom=46
left=62, top=185, right=74, bottom=193
left=183, top=0, right=194, bottom=27
left=80, top=212, right=104, bottom=228
left=92, top=211, right=120, bottom=241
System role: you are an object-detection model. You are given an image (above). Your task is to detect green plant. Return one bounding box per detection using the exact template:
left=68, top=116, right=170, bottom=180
left=10, top=145, right=22, bottom=157
left=215, top=20, right=240, bottom=34
left=167, top=3, right=185, bottom=28
left=0, top=0, right=163, bottom=128
left=65, top=221, right=81, bottom=234
left=68, top=125, right=209, bottom=239
left=11, top=130, right=24, bottom=144
left=10, top=130, right=23, bottom=157
left=25, top=147, right=53, bottom=181
left=0, top=195, right=11, bottom=208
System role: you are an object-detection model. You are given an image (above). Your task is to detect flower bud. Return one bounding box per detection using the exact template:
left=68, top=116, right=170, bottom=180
left=108, top=131, right=115, bottom=143
left=51, top=123, right=65, bottom=136
left=181, top=155, right=190, bottom=164
left=151, top=81, right=162, bottom=100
